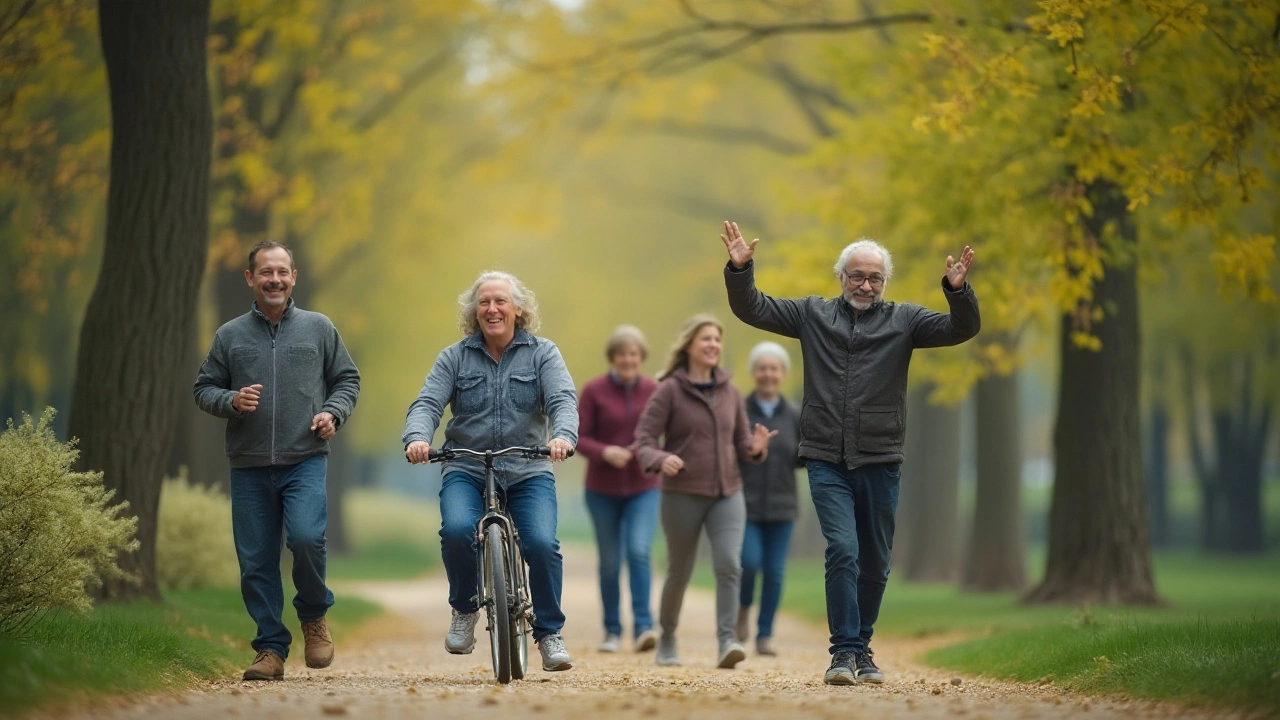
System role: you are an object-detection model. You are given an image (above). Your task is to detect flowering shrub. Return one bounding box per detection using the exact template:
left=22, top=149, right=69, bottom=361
left=0, top=408, right=137, bottom=636
left=156, top=470, right=238, bottom=591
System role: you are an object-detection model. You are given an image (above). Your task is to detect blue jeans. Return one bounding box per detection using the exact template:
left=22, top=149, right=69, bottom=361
left=807, top=460, right=900, bottom=655
left=440, top=472, right=565, bottom=641
left=584, top=488, right=659, bottom=638
left=739, top=519, right=794, bottom=638
left=229, top=455, right=334, bottom=660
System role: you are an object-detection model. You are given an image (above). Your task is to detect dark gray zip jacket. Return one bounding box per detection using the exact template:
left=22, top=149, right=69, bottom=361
left=741, top=392, right=803, bottom=523
left=725, top=260, right=980, bottom=470
left=194, top=300, right=361, bottom=468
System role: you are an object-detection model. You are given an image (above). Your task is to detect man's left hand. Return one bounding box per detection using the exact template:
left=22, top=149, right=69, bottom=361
left=311, top=412, right=337, bottom=441
left=946, top=245, right=975, bottom=289
left=548, top=437, right=575, bottom=462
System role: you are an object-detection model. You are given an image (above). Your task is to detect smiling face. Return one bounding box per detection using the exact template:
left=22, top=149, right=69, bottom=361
left=246, top=247, right=296, bottom=313
left=685, top=323, right=722, bottom=373
left=752, top=354, right=786, bottom=400
left=475, top=279, right=522, bottom=346
left=839, top=248, right=888, bottom=310
left=611, top=342, right=644, bottom=385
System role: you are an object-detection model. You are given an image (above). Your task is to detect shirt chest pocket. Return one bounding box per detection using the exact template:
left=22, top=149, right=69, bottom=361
left=288, top=344, right=319, bottom=367
left=229, top=346, right=260, bottom=386
left=455, top=375, right=487, bottom=415
left=508, top=373, right=541, bottom=412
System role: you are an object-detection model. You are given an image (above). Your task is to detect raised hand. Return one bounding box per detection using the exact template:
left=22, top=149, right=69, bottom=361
left=233, top=384, right=263, bottom=413
left=405, top=440, right=432, bottom=464
left=748, top=423, right=779, bottom=457
left=720, top=220, right=759, bottom=269
left=945, top=245, right=975, bottom=289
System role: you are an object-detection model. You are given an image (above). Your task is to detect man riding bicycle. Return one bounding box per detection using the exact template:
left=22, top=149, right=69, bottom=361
left=403, top=270, right=578, bottom=672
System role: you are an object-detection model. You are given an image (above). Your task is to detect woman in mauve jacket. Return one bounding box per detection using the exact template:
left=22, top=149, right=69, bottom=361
left=633, top=314, right=775, bottom=670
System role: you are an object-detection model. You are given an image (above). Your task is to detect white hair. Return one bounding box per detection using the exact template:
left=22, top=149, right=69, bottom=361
left=833, top=239, right=894, bottom=280
left=457, top=270, right=541, bottom=335
left=747, top=341, right=791, bottom=374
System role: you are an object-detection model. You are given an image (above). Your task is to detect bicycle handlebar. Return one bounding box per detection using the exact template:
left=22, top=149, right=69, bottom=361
left=425, top=446, right=575, bottom=463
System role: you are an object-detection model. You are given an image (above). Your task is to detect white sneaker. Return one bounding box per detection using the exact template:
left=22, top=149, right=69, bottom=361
left=538, top=633, right=573, bottom=671
left=597, top=633, right=621, bottom=653
left=634, top=628, right=659, bottom=652
left=718, top=640, right=747, bottom=669
left=444, top=609, right=478, bottom=654
left=655, top=635, right=680, bottom=666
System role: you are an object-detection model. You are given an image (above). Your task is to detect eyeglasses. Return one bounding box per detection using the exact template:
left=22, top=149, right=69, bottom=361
left=841, top=272, right=885, bottom=288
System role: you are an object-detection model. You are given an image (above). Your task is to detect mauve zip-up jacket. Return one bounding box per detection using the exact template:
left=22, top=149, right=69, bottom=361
left=193, top=300, right=361, bottom=469
left=577, top=373, right=660, bottom=497
left=633, top=366, right=765, bottom=498
left=725, top=260, right=980, bottom=470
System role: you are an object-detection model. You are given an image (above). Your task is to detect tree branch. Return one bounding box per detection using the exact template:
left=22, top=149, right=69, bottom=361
left=353, top=32, right=467, bottom=132
left=627, top=118, right=809, bottom=154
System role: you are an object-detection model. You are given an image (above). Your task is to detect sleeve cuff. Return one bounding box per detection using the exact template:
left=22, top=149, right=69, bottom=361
left=726, top=260, right=753, bottom=274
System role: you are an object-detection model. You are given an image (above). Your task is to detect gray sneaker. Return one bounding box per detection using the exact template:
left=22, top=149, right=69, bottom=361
left=655, top=635, right=680, bottom=666
left=444, top=609, right=478, bottom=654
left=634, top=628, right=659, bottom=652
left=755, top=635, right=776, bottom=656
left=717, top=640, right=747, bottom=669
left=538, top=633, right=573, bottom=671
left=824, top=650, right=857, bottom=685
left=855, top=649, right=885, bottom=684
left=597, top=633, right=621, bottom=653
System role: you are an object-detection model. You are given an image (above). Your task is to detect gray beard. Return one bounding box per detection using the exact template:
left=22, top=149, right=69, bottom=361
left=844, top=293, right=879, bottom=311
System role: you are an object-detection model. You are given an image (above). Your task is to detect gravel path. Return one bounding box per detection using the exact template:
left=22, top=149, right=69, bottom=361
left=62, top=547, right=1243, bottom=720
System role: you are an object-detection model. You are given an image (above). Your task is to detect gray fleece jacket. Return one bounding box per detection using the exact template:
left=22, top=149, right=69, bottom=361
left=194, top=300, right=361, bottom=468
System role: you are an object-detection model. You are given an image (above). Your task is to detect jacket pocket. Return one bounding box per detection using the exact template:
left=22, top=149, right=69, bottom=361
left=857, top=404, right=904, bottom=454
left=288, top=343, right=319, bottom=367
left=454, top=374, right=487, bottom=415
left=508, top=373, right=541, bottom=412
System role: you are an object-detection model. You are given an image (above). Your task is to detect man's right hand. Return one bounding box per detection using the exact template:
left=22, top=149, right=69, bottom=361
left=405, top=440, right=432, bottom=464
left=720, top=220, right=759, bottom=268
left=232, top=384, right=263, bottom=413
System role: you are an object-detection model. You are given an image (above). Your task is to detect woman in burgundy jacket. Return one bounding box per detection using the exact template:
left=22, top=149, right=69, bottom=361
left=634, top=314, right=775, bottom=670
left=577, top=325, right=661, bottom=654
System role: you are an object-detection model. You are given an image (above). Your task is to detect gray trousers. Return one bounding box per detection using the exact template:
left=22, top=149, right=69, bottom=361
left=659, top=489, right=746, bottom=645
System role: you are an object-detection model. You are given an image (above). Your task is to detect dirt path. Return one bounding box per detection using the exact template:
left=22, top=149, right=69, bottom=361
left=64, top=547, right=1242, bottom=720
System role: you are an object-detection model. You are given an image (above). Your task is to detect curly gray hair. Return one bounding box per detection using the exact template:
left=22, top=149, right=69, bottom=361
left=457, top=271, right=541, bottom=336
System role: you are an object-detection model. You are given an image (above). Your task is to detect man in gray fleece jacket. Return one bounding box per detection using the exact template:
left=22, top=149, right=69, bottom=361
left=720, top=221, right=979, bottom=687
left=194, top=241, right=360, bottom=682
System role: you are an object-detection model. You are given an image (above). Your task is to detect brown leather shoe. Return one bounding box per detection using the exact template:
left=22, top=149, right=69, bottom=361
left=301, top=617, right=334, bottom=669
left=243, top=650, right=284, bottom=681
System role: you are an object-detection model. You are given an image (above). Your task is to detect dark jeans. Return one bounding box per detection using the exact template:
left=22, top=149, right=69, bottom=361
left=806, top=460, right=900, bottom=655
left=585, top=488, right=659, bottom=638
left=229, top=455, right=334, bottom=660
left=739, top=519, right=794, bottom=638
left=440, top=472, right=565, bottom=641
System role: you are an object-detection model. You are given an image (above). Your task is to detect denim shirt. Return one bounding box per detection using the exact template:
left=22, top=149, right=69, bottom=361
left=402, top=329, right=579, bottom=487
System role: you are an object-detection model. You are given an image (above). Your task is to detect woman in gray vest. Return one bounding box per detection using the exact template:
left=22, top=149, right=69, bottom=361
left=735, top=342, right=803, bottom=656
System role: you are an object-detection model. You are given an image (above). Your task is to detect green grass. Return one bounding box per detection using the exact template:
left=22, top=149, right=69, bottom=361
left=328, top=540, right=438, bottom=580
left=927, top=617, right=1280, bottom=715
left=767, top=551, right=1280, bottom=714
left=0, top=589, right=380, bottom=716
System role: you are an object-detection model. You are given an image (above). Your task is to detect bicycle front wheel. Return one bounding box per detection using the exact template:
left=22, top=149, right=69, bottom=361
left=484, top=523, right=512, bottom=683
left=509, top=541, right=529, bottom=680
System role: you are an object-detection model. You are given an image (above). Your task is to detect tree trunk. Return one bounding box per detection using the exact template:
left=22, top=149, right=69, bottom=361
left=1026, top=179, right=1158, bottom=605
left=1144, top=402, right=1171, bottom=548
left=962, top=369, right=1026, bottom=591
left=68, top=0, right=212, bottom=601
left=898, top=386, right=962, bottom=583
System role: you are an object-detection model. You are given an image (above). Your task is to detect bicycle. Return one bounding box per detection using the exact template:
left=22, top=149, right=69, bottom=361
left=425, top=445, right=571, bottom=684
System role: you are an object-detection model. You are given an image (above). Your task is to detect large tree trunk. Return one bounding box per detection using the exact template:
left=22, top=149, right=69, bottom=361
left=68, top=0, right=212, bottom=601
left=1026, top=179, right=1158, bottom=605
left=898, top=386, right=962, bottom=583
left=962, top=369, right=1026, bottom=591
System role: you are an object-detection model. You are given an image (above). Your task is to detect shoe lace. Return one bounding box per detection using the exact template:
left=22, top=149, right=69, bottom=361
left=832, top=650, right=856, bottom=667
left=855, top=649, right=878, bottom=668
left=450, top=612, right=475, bottom=633
left=302, top=620, right=327, bottom=642
left=253, top=650, right=275, bottom=664
left=542, top=634, right=566, bottom=654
